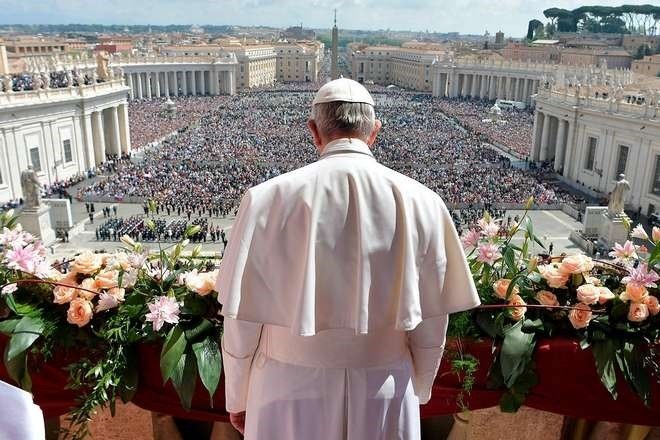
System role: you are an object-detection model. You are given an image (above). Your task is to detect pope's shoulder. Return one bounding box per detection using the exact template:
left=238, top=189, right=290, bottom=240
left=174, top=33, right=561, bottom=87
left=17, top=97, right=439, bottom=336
left=244, top=153, right=447, bottom=208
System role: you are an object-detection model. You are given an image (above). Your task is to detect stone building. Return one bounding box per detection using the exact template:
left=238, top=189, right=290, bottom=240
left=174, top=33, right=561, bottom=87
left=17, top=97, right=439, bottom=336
left=531, top=77, right=660, bottom=215
left=431, top=58, right=632, bottom=106
left=632, top=54, right=660, bottom=78
left=350, top=45, right=445, bottom=92
left=0, top=70, right=130, bottom=205
left=160, top=44, right=276, bottom=89
left=0, top=41, right=8, bottom=75
left=274, top=41, right=323, bottom=83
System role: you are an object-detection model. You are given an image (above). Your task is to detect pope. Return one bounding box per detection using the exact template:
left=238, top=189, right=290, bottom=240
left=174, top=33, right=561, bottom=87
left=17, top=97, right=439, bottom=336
left=216, top=78, right=480, bottom=439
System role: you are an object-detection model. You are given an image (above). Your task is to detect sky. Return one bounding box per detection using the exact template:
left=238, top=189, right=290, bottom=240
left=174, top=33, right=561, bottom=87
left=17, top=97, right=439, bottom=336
left=0, top=0, right=655, bottom=37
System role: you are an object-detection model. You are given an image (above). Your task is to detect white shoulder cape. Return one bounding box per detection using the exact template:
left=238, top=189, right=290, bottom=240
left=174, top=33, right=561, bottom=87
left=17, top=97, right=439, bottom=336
left=216, top=140, right=480, bottom=336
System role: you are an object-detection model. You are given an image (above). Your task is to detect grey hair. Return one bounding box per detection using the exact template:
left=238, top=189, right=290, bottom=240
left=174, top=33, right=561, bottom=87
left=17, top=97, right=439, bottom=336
left=311, top=101, right=376, bottom=139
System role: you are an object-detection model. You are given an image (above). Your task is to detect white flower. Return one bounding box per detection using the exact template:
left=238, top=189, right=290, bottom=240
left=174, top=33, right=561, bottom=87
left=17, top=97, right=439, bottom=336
left=96, top=292, right=119, bottom=312
left=1, top=283, right=18, bottom=295
left=630, top=224, right=648, bottom=240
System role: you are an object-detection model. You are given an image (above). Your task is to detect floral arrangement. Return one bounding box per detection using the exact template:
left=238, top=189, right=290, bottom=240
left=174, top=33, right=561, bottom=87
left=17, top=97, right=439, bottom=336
left=450, top=201, right=659, bottom=412
left=0, top=209, right=222, bottom=439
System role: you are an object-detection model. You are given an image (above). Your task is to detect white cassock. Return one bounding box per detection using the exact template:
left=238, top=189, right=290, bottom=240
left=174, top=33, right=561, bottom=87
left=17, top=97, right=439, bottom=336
left=216, top=137, right=480, bottom=440
left=0, top=380, right=46, bottom=440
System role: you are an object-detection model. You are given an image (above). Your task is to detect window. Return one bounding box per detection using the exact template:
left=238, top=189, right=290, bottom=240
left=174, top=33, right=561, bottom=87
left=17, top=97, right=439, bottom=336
left=584, top=137, right=597, bottom=171
left=30, top=147, right=42, bottom=172
left=653, top=156, right=660, bottom=196
left=615, top=145, right=629, bottom=177
left=63, top=139, right=73, bottom=163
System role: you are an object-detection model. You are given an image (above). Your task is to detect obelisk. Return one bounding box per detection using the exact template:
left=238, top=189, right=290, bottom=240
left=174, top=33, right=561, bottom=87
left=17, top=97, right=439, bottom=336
left=331, top=9, right=339, bottom=80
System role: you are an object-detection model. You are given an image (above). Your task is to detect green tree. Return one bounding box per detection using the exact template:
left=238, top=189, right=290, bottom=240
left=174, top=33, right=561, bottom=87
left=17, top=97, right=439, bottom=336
left=526, top=19, right=543, bottom=40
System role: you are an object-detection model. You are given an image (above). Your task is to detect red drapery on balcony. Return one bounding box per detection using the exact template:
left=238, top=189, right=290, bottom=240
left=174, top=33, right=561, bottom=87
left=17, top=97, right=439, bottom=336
left=1, top=337, right=658, bottom=425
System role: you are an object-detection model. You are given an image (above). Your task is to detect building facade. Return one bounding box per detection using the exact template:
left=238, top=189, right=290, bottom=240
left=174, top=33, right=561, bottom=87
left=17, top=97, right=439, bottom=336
left=632, top=54, right=660, bottom=78
left=531, top=81, right=660, bottom=215
left=432, top=58, right=633, bottom=106
left=160, top=44, right=276, bottom=89
left=274, top=42, right=323, bottom=82
left=0, top=73, right=130, bottom=204
left=350, top=45, right=444, bottom=92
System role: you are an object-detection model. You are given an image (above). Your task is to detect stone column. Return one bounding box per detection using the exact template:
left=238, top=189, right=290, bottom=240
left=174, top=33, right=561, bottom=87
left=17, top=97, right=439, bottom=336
left=174, top=72, right=180, bottom=96
left=191, top=70, right=197, bottom=96
left=127, top=73, right=134, bottom=100
left=118, top=103, right=131, bottom=154
left=91, top=111, right=106, bottom=165
left=470, top=74, right=478, bottom=98
left=505, top=77, right=512, bottom=100
left=553, top=119, right=567, bottom=172
left=146, top=72, right=152, bottom=99
left=109, top=106, right=122, bottom=156
left=228, top=69, right=235, bottom=95
left=155, top=72, right=161, bottom=97
left=200, top=70, right=206, bottom=95
left=563, top=121, right=576, bottom=179
left=136, top=73, right=143, bottom=100
left=82, top=114, right=95, bottom=170
left=539, top=113, right=551, bottom=162
left=182, top=71, right=188, bottom=96
left=164, top=71, right=170, bottom=97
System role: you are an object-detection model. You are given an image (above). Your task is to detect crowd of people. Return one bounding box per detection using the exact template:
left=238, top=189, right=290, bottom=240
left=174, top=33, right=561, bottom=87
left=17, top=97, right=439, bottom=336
left=96, top=214, right=227, bottom=246
left=434, top=98, right=534, bottom=158
left=79, top=90, right=582, bottom=215
left=2, top=70, right=103, bottom=93
left=128, top=96, right=230, bottom=149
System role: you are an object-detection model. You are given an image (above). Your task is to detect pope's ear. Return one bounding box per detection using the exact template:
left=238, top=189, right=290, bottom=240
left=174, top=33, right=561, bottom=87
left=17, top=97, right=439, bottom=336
left=307, top=119, right=322, bottom=148
left=367, top=119, right=382, bottom=147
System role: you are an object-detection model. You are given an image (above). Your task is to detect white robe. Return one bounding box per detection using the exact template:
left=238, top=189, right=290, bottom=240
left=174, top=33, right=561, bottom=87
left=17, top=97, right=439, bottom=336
left=217, top=138, right=480, bottom=439
left=0, top=380, right=45, bottom=440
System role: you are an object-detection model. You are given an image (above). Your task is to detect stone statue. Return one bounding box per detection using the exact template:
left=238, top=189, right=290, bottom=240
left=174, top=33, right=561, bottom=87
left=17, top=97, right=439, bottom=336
left=2, top=75, right=12, bottom=93
left=96, top=51, right=110, bottom=81
left=608, top=174, right=630, bottom=217
left=32, top=73, right=43, bottom=90
left=41, top=72, right=50, bottom=89
left=20, top=166, right=42, bottom=209
left=66, top=70, right=74, bottom=87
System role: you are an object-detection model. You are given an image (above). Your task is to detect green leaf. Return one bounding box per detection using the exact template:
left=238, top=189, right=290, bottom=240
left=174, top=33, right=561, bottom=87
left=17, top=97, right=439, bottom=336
left=3, top=343, right=31, bottom=391
left=0, top=319, right=20, bottom=334
left=3, top=294, right=36, bottom=315
left=192, top=336, right=222, bottom=406
left=592, top=339, right=618, bottom=400
left=503, top=247, right=517, bottom=275
left=648, top=244, right=660, bottom=267
left=521, top=319, right=543, bottom=334
left=184, top=319, right=214, bottom=343
left=171, top=348, right=197, bottom=410
left=616, top=342, right=651, bottom=406
left=475, top=311, right=499, bottom=338
left=7, top=315, right=44, bottom=361
left=500, top=322, right=536, bottom=388
left=160, top=325, right=187, bottom=383
left=182, top=296, right=210, bottom=317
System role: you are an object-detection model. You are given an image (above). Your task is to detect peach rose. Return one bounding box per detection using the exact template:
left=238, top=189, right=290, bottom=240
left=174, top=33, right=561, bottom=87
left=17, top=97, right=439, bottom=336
left=620, top=284, right=649, bottom=303
left=569, top=303, right=592, bottom=329
left=70, top=252, right=103, bottom=275
left=535, top=290, right=559, bottom=308
left=597, top=287, right=615, bottom=304
left=493, top=279, right=518, bottom=299
left=538, top=264, right=569, bottom=289
left=642, top=296, right=659, bottom=316
left=558, top=254, right=594, bottom=275
left=106, top=252, right=132, bottom=271
left=95, top=270, right=119, bottom=290
left=584, top=276, right=601, bottom=287
left=508, top=294, right=527, bottom=321
left=628, top=302, right=649, bottom=322
left=185, top=270, right=217, bottom=296
left=67, top=298, right=93, bottom=327
left=653, top=226, right=660, bottom=244
left=576, top=284, right=600, bottom=305
left=77, top=278, right=98, bottom=301
left=107, top=287, right=126, bottom=302
left=53, top=285, right=77, bottom=304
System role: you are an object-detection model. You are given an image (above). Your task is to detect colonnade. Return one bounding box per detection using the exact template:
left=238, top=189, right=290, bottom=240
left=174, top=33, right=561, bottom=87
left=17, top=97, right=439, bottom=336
left=434, top=71, right=540, bottom=105
left=83, top=104, right=131, bottom=167
left=124, top=69, right=235, bottom=101
left=530, top=111, right=575, bottom=175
